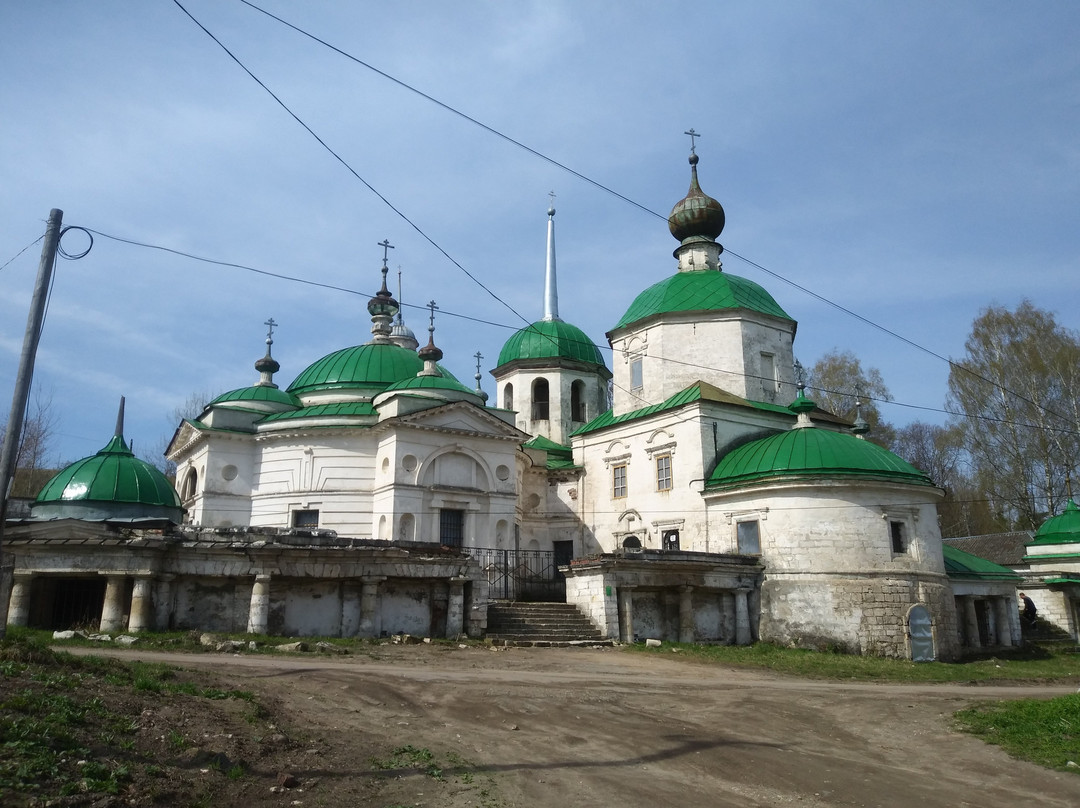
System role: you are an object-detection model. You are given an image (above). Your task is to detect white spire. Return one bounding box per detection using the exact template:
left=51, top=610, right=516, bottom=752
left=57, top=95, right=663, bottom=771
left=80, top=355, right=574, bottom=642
left=543, top=192, right=560, bottom=322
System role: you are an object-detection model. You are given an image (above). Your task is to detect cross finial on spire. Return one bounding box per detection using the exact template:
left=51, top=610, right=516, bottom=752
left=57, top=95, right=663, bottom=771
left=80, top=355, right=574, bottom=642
left=378, top=239, right=395, bottom=268
left=793, top=359, right=806, bottom=391
left=685, top=128, right=701, bottom=155
left=474, top=351, right=483, bottom=377
left=548, top=190, right=556, bottom=216
left=264, top=317, right=277, bottom=345
left=427, top=300, right=439, bottom=336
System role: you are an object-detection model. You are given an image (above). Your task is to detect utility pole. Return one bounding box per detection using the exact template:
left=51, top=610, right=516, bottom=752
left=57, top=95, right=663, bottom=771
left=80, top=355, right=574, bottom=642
left=0, top=208, right=63, bottom=637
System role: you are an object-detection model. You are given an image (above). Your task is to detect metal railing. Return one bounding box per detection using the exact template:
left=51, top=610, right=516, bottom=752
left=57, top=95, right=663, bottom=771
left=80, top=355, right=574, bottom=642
left=467, top=548, right=566, bottom=602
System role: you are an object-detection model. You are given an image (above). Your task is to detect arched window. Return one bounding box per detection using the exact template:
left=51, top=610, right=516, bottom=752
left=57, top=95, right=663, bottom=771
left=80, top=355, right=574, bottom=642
left=180, top=468, right=198, bottom=502
left=503, top=383, right=514, bottom=412
left=531, top=378, right=549, bottom=420
left=571, top=380, right=586, bottom=422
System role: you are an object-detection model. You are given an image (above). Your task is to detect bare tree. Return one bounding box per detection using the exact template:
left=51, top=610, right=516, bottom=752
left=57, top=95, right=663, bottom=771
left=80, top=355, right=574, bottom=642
left=142, top=389, right=221, bottom=477
left=806, top=349, right=895, bottom=447
left=0, top=390, right=60, bottom=498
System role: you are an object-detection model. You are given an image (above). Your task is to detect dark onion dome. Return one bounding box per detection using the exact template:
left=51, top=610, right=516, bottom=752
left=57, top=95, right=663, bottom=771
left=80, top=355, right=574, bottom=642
left=497, top=320, right=607, bottom=367
left=612, top=270, right=793, bottom=331
left=707, top=426, right=934, bottom=491
left=1029, top=499, right=1080, bottom=546
left=33, top=434, right=182, bottom=522
left=668, top=153, right=725, bottom=244
left=288, top=342, right=462, bottom=395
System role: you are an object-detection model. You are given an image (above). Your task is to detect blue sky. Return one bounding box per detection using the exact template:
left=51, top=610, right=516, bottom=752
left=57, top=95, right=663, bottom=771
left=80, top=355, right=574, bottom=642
left=2, top=1, right=1078, bottom=466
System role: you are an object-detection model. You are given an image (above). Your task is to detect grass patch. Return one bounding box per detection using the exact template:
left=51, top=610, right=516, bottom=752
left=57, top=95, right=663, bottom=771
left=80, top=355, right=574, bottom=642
left=628, top=640, right=1080, bottom=682
left=955, top=694, right=1080, bottom=771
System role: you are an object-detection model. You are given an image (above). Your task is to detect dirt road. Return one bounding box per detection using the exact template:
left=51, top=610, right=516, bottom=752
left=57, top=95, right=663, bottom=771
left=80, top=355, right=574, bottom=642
left=73, top=644, right=1080, bottom=807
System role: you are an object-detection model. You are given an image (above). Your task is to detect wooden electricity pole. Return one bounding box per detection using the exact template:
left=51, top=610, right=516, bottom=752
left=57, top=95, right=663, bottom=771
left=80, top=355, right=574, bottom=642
left=0, top=208, right=64, bottom=636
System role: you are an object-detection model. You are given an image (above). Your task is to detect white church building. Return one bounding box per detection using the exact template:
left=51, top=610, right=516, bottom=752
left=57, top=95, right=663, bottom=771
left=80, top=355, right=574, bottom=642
left=10, top=149, right=1022, bottom=660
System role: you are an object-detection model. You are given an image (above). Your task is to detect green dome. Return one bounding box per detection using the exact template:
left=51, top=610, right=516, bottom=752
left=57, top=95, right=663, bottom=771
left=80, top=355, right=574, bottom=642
left=382, top=374, right=478, bottom=397
left=211, top=385, right=301, bottom=408
left=288, top=343, right=427, bottom=395
left=34, top=434, right=182, bottom=522
left=1030, top=499, right=1080, bottom=545
left=707, top=426, right=933, bottom=490
left=497, top=320, right=606, bottom=367
left=613, top=270, right=793, bottom=331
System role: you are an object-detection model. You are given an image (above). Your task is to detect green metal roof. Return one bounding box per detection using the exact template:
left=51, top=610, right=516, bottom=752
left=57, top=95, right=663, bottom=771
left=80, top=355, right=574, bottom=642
left=612, top=270, right=793, bottom=331
left=707, top=426, right=933, bottom=490
left=497, top=319, right=606, bottom=368
left=572, top=381, right=793, bottom=438
left=524, top=435, right=577, bottom=470
left=259, top=401, right=377, bottom=423
left=382, top=373, right=478, bottom=396
left=288, top=343, right=427, bottom=394
left=211, top=385, right=301, bottom=408
left=942, top=544, right=1022, bottom=582
left=1029, top=499, right=1080, bottom=546
left=34, top=435, right=181, bottom=519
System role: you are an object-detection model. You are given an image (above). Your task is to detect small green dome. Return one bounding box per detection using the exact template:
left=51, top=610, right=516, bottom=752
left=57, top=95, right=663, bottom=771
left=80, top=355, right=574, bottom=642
left=34, top=434, right=182, bottom=522
left=612, top=270, right=793, bottom=331
left=211, top=385, right=301, bottom=409
left=382, top=374, right=478, bottom=397
left=1030, top=499, right=1080, bottom=545
left=707, top=426, right=933, bottom=490
left=497, top=320, right=606, bottom=368
left=288, top=343, right=426, bottom=395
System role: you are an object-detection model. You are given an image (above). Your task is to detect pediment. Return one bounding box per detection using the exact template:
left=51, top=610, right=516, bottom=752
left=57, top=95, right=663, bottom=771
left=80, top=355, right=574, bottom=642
left=165, top=419, right=205, bottom=459
left=384, top=401, right=528, bottom=441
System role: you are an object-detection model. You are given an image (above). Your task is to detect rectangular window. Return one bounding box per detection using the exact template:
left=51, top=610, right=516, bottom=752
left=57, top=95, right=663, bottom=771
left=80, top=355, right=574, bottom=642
left=440, top=509, right=465, bottom=547
left=656, top=454, right=672, bottom=491
left=292, top=509, right=319, bottom=529
left=612, top=464, right=627, bottom=498
left=737, top=520, right=761, bottom=555
left=630, top=358, right=643, bottom=391
left=760, top=352, right=777, bottom=395
left=890, top=521, right=906, bottom=554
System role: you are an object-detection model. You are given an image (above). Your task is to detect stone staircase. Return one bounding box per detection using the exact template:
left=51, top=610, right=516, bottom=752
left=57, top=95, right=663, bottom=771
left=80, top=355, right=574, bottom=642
left=486, top=601, right=613, bottom=647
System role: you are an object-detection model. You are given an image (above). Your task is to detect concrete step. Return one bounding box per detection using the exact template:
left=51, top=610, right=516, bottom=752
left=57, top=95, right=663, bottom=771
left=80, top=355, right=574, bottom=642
left=486, top=601, right=607, bottom=642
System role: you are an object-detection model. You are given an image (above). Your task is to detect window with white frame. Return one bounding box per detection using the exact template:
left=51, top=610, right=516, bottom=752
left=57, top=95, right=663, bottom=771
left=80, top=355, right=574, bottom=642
left=656, top=453, right=672, bottom=491
left=630, top=358, right=643, bottom=391
left=760, top=352, right=778, bottom=396
left=612, top=463, right=627, bottom=498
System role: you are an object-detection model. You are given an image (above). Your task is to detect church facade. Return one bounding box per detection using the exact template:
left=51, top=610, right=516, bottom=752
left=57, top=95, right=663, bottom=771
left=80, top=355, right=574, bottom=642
left=8, top=150, right=1004, bottom=660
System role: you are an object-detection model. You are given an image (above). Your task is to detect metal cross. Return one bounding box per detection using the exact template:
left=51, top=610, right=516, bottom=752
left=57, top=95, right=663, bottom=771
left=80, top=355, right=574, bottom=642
left=264, top=317, right=277, bottom=343
left=427, top=300, right=439, bottom=333
left=474, top=351, right=483, bottom=377
left=378, top=239, right=394, bottom=268
left=684, top=128, right=701, bottom=154
left=548, top=190, right=556, bottom=207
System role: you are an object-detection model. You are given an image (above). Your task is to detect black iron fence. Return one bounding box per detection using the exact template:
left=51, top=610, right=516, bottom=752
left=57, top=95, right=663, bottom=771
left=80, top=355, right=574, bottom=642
left=467, top=548, right=566, bottom=602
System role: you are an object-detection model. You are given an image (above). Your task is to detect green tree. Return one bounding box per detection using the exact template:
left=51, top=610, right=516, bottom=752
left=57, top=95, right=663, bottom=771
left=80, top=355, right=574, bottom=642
left=946, top=301, right=1080, bottom=531
left=805, top=349, right=895, bottom=447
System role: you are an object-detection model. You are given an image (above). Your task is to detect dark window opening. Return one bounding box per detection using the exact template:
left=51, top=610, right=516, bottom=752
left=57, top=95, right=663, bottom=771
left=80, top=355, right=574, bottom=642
left=292, top=509, right=319, bottom=529
left=504, top=383, right=514, bottom=411
left=890, top=521, right=906, bottom=553
left=440, top=508, right=465, bottom=547
left=663, top=529, right=680, bottom=551
left=532, top=379, right=549, bottom=420
left=571, top=380, right=586, bottom=422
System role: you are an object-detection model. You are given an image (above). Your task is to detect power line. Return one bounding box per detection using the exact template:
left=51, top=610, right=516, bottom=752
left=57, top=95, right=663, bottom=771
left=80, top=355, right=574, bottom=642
left=0, top=233, right=45, bottom=273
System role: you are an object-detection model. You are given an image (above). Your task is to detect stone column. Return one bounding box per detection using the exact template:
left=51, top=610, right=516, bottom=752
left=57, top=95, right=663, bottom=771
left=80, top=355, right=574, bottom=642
left=127, top=575, right=155, bottom=633
left=618, top=586, right=635, bottom=643
left=358, top=576, right=386, bottom=638
left=341, top=581, right=362, bottom=637
left=154, top=575, right=175, bottom=631
left=678, top=585, right=695, bottom=643
left=992, top=597, right=1011, bottom=647
left=247, top=574, right=271, bottom=635
left=963, top=597, right=981, bottom=648
left=6, top=572, right=33, bottom=627
left=99, top=574, right=127, bottom=634
left=1006, top=596, right=1023, bottom=647
left=735, top=589, right=752, bottom=646
left=446, top=578, right=466, bottom=638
